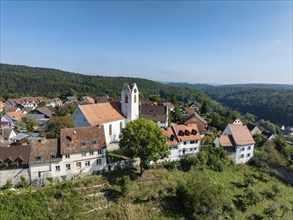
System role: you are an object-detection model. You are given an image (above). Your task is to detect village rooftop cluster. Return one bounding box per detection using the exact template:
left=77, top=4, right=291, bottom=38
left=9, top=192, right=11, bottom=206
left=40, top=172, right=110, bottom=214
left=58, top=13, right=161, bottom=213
left=1, top=83, right=290, bottom=187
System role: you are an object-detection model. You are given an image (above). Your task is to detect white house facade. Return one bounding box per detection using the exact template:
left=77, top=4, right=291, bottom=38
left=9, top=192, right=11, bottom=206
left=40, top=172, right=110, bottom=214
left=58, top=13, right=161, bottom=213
left=214, top=123, right=255, bottom=164
left=162, top=124, right=201, bottom=161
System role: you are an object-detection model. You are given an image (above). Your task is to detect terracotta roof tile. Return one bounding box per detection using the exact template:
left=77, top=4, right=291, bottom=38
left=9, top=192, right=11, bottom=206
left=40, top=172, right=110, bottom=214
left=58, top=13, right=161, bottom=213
left=228, top=124, right=255, bottom=145
left=29, top=139, right=61, bottom=164
left=78, top=102, right=125, bottom=125
left=60, top=126, right=106, bottom=155
left=219, top=135, right=235, bottom=147
left=161, top=127, right=179, bottom=146
left=173, top=124, right=201, bottom=141
left=83, top=96, right=95, bottom=104
left=6, top=111, right=24, bottom=121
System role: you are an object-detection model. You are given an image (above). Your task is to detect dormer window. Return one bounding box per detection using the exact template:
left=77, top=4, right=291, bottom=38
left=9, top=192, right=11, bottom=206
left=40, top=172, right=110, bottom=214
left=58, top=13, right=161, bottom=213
left=80, top=142, right=87, bottom=147
left=50, top=154, right=56, bottom=159
left=35, top=156, right=42, bottom=160
left=92, top=140, right=97, bottom=145
left=191, top=129, right=197, bottom=135
left=179, top=130, right=184, bottom=136
left=66, top=136, right=72, bottom=142
left=185, top=130, right=190, bottom=135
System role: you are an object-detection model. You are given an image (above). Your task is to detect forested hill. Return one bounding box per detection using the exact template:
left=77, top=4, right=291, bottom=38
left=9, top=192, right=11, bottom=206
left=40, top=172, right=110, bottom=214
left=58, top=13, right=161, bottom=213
left=203, top=86, right=293, bottom=126
left=166, top=83, right=292, bottom=126
left=0, top=64, right=210, bottom=106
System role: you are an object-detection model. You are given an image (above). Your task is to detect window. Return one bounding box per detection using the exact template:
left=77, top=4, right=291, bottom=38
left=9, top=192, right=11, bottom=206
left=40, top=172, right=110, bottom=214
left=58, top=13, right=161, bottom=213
left=195, top=140, right=198, bottom=144
left=125, top=94, right=128, bottom=103
left=247, top=153, right=251, bottom=157
left=184, top=141, right=187, bottom=145
left=240, top=154, right=244, bottom=158
left=82, top=152, right=86, bottom=157
left=241, top=147, right=245, bottom=151
left=85, top=161, right=90, bottom=167
left=97, top=159, right=102, bottom=165
left=80, top=141, right=87, bottom=147
left=76, top=162, right=81, bottom=169
left=66, top=143, right=71, bottom=148
left=109, top=124, right=112, bottom=136
left=50, top=154, right=56, bottom=159
left=160, top=121, right=165, bottom=123
left=55, top=165, right=60, bottom=172
left=169, top=146, right=178, bottom=150
left=66, top=164, right=71, bottom=170
left=190, top=141, right=195, bottom=144
left=92, top=140, right=97, bottom=145
left=120, top=122, right=123, bottom=130
left=98, top=149, right=102, bottom=155
left=248, top=146, right=251, bottom=150
left=65, top=154, right=70, bottom=159
left=90, top=151, right=94, bottom=155
left=134, top=94, right=137, bottom=103
left=35, top=156, right=42, bottom=160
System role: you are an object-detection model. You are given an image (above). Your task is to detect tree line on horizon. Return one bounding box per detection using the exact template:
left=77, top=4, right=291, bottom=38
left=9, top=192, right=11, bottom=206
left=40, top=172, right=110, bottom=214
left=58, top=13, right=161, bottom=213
left=1, top=63, right=292, bottom=126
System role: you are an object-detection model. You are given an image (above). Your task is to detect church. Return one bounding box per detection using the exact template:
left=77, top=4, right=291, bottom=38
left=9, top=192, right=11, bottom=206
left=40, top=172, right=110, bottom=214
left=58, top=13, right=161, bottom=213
left=72, top=83, right=139, bottom=144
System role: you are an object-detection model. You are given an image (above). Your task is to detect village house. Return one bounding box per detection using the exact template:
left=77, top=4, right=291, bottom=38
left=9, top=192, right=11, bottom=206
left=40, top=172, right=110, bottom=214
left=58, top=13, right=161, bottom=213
left=46, top=98, right=62, bottom=107
left=184, top=112, right=208, bottom=135
left=73, top=83, right=139, bottom=144
left=28, top=125, right=107, bottom=186
left=162, top=124, right=201, bottom=161
left=5, top=97, right=46, bottom=108
left=29, top=106, right=56, bottom=128
left=81, top=96, right=95, bottom=104
left=0, top=145, right=31, bottom=186
left=140, top=104, right=168, bottom=128
left=1, top=111, right=24, bottom=127
left=214, top=123, right=255, bottom=164
left=188, top=102, right=199, bottom=111
left=246, top=123, right=262, bottom=136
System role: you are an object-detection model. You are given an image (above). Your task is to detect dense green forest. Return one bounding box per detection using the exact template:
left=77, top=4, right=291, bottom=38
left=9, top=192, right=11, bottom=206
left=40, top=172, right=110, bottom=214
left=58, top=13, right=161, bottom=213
left=0, top=64, right=211, bottom=107
left=204, top=87, right=293, bottom=126
left=1, top=64, right=292, bottom=126
left=168, top=82, right=293, bottom=126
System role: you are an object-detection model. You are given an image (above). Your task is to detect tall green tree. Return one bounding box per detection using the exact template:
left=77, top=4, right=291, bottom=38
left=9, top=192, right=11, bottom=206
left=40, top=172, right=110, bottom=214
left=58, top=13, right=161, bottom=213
left=18, top=115, right=39, bottom=132
left=200, top=100, right=208, bottom=114
left=119, top=118, right=169, bottom=176
left=46, top=116, right=74, bottom=138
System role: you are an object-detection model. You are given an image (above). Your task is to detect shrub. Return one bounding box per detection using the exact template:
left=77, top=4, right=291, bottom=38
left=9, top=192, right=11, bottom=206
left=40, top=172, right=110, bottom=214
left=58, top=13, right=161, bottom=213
left=179, top=155, right=196, bottom=172
left=17, top=176, right=28, bottom=188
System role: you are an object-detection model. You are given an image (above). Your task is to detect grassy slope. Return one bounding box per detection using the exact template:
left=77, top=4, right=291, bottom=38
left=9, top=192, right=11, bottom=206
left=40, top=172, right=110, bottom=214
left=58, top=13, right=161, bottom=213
left=1, top=165, right=292, bottom=220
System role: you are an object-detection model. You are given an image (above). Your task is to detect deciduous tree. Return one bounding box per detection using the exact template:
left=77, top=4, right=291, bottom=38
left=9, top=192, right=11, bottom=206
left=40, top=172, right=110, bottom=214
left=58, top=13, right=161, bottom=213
left=119, top=118, right=169, bottom=176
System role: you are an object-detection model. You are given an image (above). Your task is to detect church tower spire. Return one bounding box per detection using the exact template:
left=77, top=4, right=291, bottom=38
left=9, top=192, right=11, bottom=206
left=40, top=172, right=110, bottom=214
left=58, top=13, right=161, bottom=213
left=121, top=83, right=139, bottom=123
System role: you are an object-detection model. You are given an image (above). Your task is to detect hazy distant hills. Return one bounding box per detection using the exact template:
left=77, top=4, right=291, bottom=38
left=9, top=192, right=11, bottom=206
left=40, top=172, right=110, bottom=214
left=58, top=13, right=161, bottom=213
left=166, top=82, right=292, bottom=90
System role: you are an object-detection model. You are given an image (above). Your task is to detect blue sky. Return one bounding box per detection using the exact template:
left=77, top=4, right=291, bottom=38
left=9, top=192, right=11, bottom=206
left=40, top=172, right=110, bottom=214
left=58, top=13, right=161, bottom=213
left=1, top=1, right=292, bottom=84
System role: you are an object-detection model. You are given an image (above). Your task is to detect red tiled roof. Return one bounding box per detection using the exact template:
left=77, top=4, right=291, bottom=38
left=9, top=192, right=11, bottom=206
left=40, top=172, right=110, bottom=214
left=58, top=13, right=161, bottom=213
left=78, top=102, right=125, bottom=125
left=219, top=135, right=235, bottom=147
left=228, top=124, right=255, bottom=145
left=6, top=111, right=24, bottom=121
left=173, top=124, right=201, bottom=141
left=161, top=127, right=179, bottom=146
